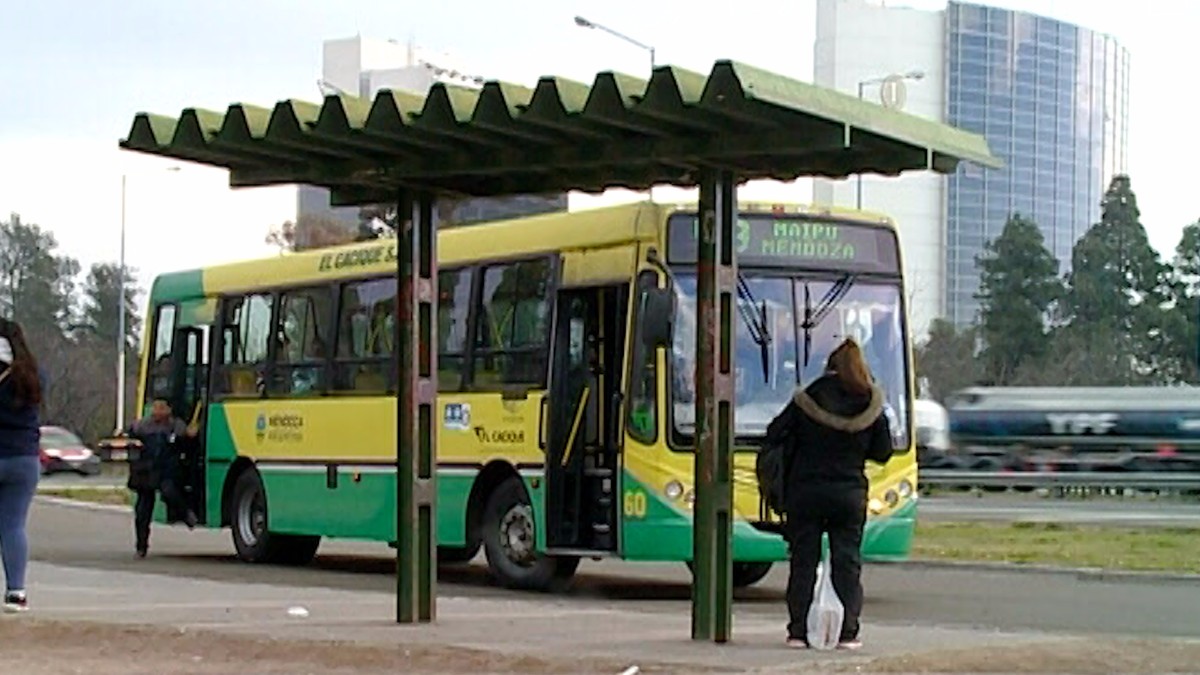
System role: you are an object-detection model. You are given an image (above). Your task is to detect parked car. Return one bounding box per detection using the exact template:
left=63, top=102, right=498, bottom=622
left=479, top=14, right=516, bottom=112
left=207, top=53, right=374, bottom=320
left=39, top=426, right=102, bottom=476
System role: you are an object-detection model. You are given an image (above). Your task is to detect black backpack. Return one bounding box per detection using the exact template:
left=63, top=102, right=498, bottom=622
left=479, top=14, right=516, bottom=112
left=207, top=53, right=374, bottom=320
left=756, top=418, right=791, bottom=525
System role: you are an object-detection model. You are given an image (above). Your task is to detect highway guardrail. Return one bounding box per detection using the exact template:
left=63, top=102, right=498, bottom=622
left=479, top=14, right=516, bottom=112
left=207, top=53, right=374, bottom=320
left=920, top=470, right=1200, bottom=491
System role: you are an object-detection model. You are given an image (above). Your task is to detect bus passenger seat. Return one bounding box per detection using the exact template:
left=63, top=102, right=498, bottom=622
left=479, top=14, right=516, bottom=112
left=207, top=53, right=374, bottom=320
left=229, top=368, right=258, bottom=396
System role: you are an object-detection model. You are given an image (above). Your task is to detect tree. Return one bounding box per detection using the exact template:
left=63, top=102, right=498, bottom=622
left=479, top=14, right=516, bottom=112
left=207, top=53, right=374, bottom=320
left=266, top=214, right=357, bottom=252
left=1063, top=175, right=1175, bottom=383
left=0, top=213, right=79, bottom=340
left=913, top=319, right=983, bottom=402
left=78, top=262, right=142, bottom=352
left=0, top=213, right=149, bottom=442
left=1164, top=219, right=1200, bottom=381
left=974, top=214, right=1062, bottom=384
left=356, top=197, right=464, bottom=240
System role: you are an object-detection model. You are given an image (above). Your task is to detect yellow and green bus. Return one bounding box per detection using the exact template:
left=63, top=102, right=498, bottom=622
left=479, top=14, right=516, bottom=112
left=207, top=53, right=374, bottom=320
left=137, top=200, right=917, bottom=590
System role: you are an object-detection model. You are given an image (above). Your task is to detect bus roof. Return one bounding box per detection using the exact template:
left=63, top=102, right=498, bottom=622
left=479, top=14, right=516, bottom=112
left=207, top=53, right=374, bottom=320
left=150, top=200, right=899, bottom=302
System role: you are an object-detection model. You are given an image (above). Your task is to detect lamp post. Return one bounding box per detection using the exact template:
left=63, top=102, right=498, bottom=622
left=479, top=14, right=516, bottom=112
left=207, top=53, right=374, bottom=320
left=573, top=16, right=656, bottom=70
left=116, top=166, right=180, bottom=433
left=856, top=70, right=925, bottom=210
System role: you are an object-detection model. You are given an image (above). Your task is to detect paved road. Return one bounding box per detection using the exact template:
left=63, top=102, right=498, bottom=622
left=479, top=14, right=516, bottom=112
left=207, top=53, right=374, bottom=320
left=28, top=498, right=1200, bottom=639
left=919, top=494, right=1200, bottom=527
left=38, top=470, right=125, bottom=489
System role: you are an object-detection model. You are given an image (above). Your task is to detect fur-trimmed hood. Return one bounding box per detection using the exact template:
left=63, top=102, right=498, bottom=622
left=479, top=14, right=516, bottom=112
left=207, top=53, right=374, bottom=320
left=793, top=378, right=884, bottom=433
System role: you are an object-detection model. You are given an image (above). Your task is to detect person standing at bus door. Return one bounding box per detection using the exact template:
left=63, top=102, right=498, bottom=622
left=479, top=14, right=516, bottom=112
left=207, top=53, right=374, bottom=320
left=0, top=319, right=44, bottom=613
left=123, top=398, right=198, bottom=558
left=764, top=338, right=893, bottom=650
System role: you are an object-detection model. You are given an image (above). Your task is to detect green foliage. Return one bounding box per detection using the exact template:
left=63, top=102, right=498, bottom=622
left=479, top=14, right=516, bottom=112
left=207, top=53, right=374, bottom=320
left=0, top=214, right=78, bottom=340
left=1166, top=220, right=1200, bottom=381
left=914, top=319, right=982, bottom=402
left=920, top=174, right=1200, bottom=395
left=79, top=262, right=142, bottom=353
left=1063, top=175, right=1177, bottom=383
left=0, top=213, right=143, bottom=443
left=974, top=213, right=1062, bottom=383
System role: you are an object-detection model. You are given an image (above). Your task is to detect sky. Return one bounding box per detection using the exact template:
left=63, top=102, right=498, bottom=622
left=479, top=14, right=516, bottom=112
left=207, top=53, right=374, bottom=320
left=2, top=0, right=1198, bottom=300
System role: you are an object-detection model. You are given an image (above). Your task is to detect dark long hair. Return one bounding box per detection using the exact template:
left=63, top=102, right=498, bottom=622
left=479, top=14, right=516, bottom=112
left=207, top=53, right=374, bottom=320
left=0, top=318, right=41, bottom=407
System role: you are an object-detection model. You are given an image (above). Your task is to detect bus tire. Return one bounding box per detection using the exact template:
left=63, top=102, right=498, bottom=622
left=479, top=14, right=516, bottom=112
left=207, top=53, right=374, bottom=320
left=686, top=561, right=774, bottom=588
left=438, top=542, right=481, bottom=564
left=230, top=469, right=320, bottom=566
left=481, top=477, right=578, bottom=591
left=732, top=561, right=773, bottom=588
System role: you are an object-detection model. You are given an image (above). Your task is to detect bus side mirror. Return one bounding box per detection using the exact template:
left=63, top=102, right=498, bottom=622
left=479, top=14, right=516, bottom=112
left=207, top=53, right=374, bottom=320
left=641, top=287, right=674, bottom=348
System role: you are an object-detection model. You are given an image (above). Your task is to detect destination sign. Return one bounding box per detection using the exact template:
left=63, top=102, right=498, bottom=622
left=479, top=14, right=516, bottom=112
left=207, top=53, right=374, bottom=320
left=666, top=214, right=900, bottom=274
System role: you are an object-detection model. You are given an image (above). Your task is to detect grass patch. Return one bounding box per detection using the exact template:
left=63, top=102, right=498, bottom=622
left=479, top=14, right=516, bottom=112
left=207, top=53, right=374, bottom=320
left=39, top=487, right=132, bottom=507
left=99, top=461, right=129, bottom=479
left=913, top=521, right=1200, bottom=574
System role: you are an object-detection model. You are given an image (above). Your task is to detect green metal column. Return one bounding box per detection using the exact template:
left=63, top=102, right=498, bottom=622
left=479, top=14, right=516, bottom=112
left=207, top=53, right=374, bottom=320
left=691, top=170, right=737, bottom=642
left=395, top=191, right=438, bottom=623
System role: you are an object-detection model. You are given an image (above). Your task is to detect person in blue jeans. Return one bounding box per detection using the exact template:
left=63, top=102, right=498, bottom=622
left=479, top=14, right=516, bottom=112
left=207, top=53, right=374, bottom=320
left=0, top=318, right=44, bottom=613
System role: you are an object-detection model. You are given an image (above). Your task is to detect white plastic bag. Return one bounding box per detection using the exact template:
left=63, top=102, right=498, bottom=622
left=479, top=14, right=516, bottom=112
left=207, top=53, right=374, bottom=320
left=806, top=557, right=844, bottom=650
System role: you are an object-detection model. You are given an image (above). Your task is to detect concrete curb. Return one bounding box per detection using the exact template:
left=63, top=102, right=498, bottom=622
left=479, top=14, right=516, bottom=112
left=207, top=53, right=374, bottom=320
left=34, top=495, right=130, bottom=514
left=33, top=495, right=1200, bottom=585
left=884, top=558, right=1200, bottom=584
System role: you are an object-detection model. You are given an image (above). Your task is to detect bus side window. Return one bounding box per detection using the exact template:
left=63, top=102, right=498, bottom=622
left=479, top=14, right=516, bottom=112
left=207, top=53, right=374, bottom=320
left=217, top=293, right=273, bottom=397
left=333, top=278, right=395, bottom=394
left=626, top=272, right=658, bottom=444
left=271, top=286, right=333, bottom=397
left=438, top=268, right=471, bottom=391
left=472, top=259, right=553, bottom=389
left=147, top=304, right=178, bottom=403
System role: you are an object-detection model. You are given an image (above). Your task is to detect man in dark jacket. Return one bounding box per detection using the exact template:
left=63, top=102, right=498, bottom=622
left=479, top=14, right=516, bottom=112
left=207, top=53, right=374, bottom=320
left=765, top=338, right=893, bottom=649
left=125, top=398, right=198, bottom=557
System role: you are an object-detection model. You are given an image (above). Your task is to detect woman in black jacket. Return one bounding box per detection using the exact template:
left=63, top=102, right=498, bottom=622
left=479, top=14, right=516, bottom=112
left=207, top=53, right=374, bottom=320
left=765, top=338, right=894, bottom=650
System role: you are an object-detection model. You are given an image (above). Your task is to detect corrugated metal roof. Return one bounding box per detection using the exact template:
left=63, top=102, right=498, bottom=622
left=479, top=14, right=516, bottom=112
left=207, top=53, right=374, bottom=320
left=120, top=60, right=1001, bottom=203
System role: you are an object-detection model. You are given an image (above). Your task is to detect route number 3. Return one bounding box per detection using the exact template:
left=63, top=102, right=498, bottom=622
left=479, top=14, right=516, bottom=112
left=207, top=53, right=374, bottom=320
left=623, top=489, right=648, bottom=519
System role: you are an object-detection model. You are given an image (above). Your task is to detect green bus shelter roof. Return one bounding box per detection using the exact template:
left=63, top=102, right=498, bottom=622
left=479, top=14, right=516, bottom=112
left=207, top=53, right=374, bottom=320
left=120, top=60, right=1001, bottom=203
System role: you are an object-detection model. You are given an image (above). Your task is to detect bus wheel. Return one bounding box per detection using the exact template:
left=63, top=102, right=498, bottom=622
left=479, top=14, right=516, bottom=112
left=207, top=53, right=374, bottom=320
left=438, top=542, right=481, bottom=564
left=230, top=469, right=320, bottom=566
left=732, top=562, right=773, bottom=588
left=482, top=477, right=578, bottom=591
left=686, top=561, right=774, bottom=588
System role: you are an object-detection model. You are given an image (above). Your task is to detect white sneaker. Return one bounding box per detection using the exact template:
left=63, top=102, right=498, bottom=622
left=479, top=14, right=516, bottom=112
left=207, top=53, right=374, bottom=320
left=3, top=591, right=28, bottom=613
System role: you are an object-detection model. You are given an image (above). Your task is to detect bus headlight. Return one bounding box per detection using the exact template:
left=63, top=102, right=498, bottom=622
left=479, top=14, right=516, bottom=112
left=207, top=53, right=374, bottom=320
left=897, top=479, right=914, bottom=499
left=684, top=490, right=696, bottom=508
left=868, top=498, right=885, bottom=514
left=664, top=480, right=684, bottom=501
left=884, top=489, right=899, bottom=507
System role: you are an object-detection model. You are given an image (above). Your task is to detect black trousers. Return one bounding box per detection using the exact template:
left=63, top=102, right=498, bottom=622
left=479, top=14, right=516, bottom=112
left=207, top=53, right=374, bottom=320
left=133, top=478, right=188, bottom=552
left=783, top=483, right=867, bottom=642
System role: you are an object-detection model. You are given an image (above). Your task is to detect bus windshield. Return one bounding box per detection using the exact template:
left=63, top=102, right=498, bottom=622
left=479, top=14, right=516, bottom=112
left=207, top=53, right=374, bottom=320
left=669, top=272, right=909, bottom=449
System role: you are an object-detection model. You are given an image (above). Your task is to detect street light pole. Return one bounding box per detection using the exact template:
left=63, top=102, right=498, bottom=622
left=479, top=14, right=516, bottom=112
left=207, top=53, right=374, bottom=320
left=115, top=166, right=180, bottom=434
left=574, top=16, right=656, bottom=70
left=855, top=70, right=925, bottom=211
left=116, top=173, right=127, bottom=434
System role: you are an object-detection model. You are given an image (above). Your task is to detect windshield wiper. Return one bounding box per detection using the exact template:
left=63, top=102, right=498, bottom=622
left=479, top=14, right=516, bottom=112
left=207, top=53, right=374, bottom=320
left=801, top=274, right=856, bottom=368
left=735, top=273, right=772, bottom=381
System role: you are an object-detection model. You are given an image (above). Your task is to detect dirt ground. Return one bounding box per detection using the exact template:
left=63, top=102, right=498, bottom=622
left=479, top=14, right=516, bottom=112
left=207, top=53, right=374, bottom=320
left=0, top=619, right=683, bottom=675
left=5, top=618, right=1200, bottom=674
left=857, top=638, right=1200, bottom=674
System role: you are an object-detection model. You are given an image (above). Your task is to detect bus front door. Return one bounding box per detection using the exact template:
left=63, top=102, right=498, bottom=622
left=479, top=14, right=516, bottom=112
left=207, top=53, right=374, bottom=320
left=545, top=286, right=626, bottom=552
left=169, top=325, right=210, bottom=524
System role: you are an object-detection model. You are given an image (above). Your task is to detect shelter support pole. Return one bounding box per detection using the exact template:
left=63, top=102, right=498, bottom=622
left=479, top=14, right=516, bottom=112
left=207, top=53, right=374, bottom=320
left=395, top=190, right=438, bottom=623
left=691, top=169, right=737, bottom=643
